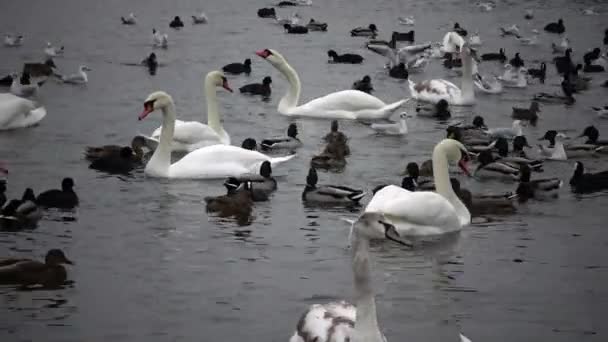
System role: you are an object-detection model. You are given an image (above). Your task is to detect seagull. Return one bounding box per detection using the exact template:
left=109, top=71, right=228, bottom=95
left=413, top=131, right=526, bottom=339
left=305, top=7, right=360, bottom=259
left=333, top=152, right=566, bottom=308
left=192, top=12, right=208, bottom=24
left=369, top=111, right=411, bottom=135
left=152, top=29, right=168, bottom=48
left=398, top=16, right=415, bottom=26
left=500, top=24, right=520, bottom=37
left=57, top=65, right=91, bottom=84
left=44, top=42, right=64, bottom=57
left=592, top=106, right=608, bottom=118
left=121, top=13, right=137, bottom=25
left=4, top=34, right=23, bottom=47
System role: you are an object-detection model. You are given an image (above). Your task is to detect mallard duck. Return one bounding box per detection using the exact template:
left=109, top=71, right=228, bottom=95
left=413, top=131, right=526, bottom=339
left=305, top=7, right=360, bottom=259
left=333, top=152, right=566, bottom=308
left=204, top=180, right=253, bottom=222
left=352, top=75, right=373, bottom=94
left=36, top=178, right=79, bottom=209
left=494, top=137, right=543, bottom=171
left=544, top=18, right=565, bottom=34
left=85, top=136, right=146, bottom=162
left=223, top=161, right=277, bottom=202
left=0, top=249, right=73, bottom=288
left=565, top=126, right=608, bottom=155
left=415, top=99, right=451, bottom=119
left=306, top=18, right=328, bottom=32
left=577, top=125, right=608, bottom=146
left=452, top=178, right=516, bottom=217
left=302, top=168, right=365, bottom=204
left=538, top=130, right=567, bottom=160
left=570, top=161, right=608, bottom=193
left=402, top=162, right=434, bottom=190
left=481, top=48, right=507, bottom=62
left=322, top=120, right=350, bottom=155
left=310, top=142, right=348, bottom=170
left=473, top=150, right=520, bottom=181
left=515, top=164, right=562, bottom=202
left=0, top=188, right=42, bottom=230
left=350, top=24, right=377, bottom=37
left=512, top=101, right=540, bottom=126
left=261, top=123, right=302, bottom=151
left=327, top=50, right=364, bottom=64
left=89, top=147, right=141, bottom=174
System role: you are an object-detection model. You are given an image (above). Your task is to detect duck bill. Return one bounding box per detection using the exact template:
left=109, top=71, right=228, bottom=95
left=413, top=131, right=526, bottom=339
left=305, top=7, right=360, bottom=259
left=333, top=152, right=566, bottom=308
left=458, top=159, right=471, bottom=177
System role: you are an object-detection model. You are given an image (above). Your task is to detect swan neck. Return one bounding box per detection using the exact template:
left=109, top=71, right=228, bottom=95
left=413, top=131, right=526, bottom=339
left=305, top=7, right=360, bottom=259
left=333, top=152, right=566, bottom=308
left=432, top=144, right=469, bottom=225
left=277, top=61, right=300, bottom=113
left=460, top=52, right=474, bottom=101
left=147, top=104, right=175, bottom=177
left=351, top=232, right=382, bottom=341
left=204, top=77, right=221, bottom=132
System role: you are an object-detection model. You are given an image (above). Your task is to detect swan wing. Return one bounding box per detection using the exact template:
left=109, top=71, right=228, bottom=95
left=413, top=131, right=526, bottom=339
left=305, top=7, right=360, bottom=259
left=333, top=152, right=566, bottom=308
left=300, top=90, right=386, bottom=113
left=0, top=94, right=45, bottom=130
left=365, top=185, right=461, bottom=235
left=290, top=301, right=356, bottom=342
left=152, top=120, right=222, bottom=145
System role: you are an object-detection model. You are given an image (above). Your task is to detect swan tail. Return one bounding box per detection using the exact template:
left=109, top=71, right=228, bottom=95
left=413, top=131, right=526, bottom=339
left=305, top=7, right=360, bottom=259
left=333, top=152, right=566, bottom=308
left=269, top=153, right=296, bottom=167
left=379, top=99, right=408, bottom=119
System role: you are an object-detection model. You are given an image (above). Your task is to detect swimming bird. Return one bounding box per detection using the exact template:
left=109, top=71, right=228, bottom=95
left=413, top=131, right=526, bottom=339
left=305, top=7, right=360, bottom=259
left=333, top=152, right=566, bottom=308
left=388, top=63, right=408, bottom=79
left=192, top=12, right=208, bottom=24
left=44, top=42, right=64, bottom=57
left=222, top=58, right=251, bottom=75
left=306, top=18, right=327, bottom=31
left=352, top=75, right=373, bottom=94
left=302, top=167, right=365, bottom=204
left=554, top=48, right=574, bottom=75
left=141, top=52, right=159, bottom=75
left=398, top=16, right=415, bottom=26
left=515, top=164, right=562, bottom=202
left=10, top=72, right=39, bottom=97
left=474, top=74, right=503, bottom=94
left=509, top=53, right=525, bottom=68
left=524, top=9, right=534, bottom=19
left=0, top=249, right=73, bottom=288
left=485, top=120, right=524, bottom=139
left=57, top=65, right=91, bottom=84
left=152, top=29, right=168, bottom=48
left=538, top=130, right=567, bottom=160
left=473, top=150, right=520, bottom=181
left=257, top=8, right=276, bottom=18
left=0, top=93, right=47, bottom=130
left=4, top=34, right=23, bottom=47
left=481, top=48, right=506, bottom=62
left=36, top=178, right=78, bottom=209
left=350, top=24, right=377, bottom=37
left=283, top=23, right=308, bottom=34
left=552, top=37, right=570, bottom=54
left=512, top=101, right=540, bottom=125
left=204, top=181, right=253, bottom=222
left=121, top=13, right=137, bottom=25
left=22, top=58, right=56, bottom=84
left=451, top=178, right=516, bottom=217
left=223, top=161, right=277, bottom=202
left=1, top=188, right=42, bottom=229
left=544, top=19, right=565, bottom=34
left=569, top=161, right=608, bottom=193
left=85, top=136, right=146, bottom=162
left=415, top=99, right=451, bottom=119
left=328, top=50, right=363, bottom=64
left=260, top=123, right=302, bottom=151
left=89, top=147, right=141, bottom=174
left=592, top=106, right=608, bottom=118
left=239, top=76, right=272, bottom=97
left=528, top=63, right=546, bottom=83
left=323, top=120, right=350, bottom=153
left=169, top=16, right=184, bottom=29
left=369, top=112, right=409, bottom=135
left=453, top=23, right=468, bottom=37
left=500, top=24, right=521, bottom=37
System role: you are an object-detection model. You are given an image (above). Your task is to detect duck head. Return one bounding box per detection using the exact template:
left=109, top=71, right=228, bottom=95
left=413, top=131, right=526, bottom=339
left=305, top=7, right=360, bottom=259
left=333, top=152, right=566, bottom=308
left=287, top=123, right=298, bottom=138
left=241, top=138, right=257, bottom=150
left=45, top=249, right=73, bottom=265
left=513, top=136, right=531, bottom=151
left=62, top=178, right=75, bottom=192
left=578, top=125, right=599, bottom=143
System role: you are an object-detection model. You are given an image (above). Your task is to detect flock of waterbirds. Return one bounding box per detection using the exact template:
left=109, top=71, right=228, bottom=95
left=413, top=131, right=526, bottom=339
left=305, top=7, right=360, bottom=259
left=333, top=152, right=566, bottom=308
left=1, top=1, right=608, bottom=341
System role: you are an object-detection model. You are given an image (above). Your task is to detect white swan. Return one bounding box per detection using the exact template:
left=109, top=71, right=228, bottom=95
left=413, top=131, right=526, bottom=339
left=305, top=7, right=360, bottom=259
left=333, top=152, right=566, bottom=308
left=365, top=139, right=471, bottom=236
left=257, top=49, right=407, bottom=120
left=0, top=93, right=47, bottom=130
left=4, top=34, right=23, bottom=47
left=10, top=73, right=39, bottom=97
left=291, top=212, right=471, bottom=342
left=408, top=45, right=475, bottom=105
left=44, top=42, right=64, bottom=57
left=138, top=91, right=295, bottom=179
left=58, top=65, right=91, bottom=84
left=369, top=111, right=409, bottom=135
left=143, top=71, right=233, bottom=153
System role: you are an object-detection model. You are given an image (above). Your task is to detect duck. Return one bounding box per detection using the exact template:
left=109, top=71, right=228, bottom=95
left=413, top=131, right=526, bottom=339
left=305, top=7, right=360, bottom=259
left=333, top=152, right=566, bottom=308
left=192, top=12, right=208, bottom=24
left=442, top=53, right=463, bottom=69
left=0, top=249, right=73, bottom=288
left=528, top=63, right=546, bottom=83
left=500, top=24, right=521, bottom=37
left=138, top=91, right=295, bottom=178
left=468, top=32, right=482, bottom=46
left=4, top=34, right=23, bottom=47
left=283, top=24, right=308, bottom=34
left=518, top=34, right=539, bottom=46
left=352, top=75, right=373, bottom=94
left=576, top=125, right=608, bottom=146
left=398, top=16, right=415, bottom=26
left=498, top=65, right=527, bottom=88
left=513, top=164, right=562, bottom=203
left=477, top=2, right=495, bottom=12
left=22, top=58, right=56, bottom=84
left=1, top=188, right=42, bottom=229
left=415, top=98, right=451, bottom=119
left=240, top=138, right=258, bottom=151
left=583, top=61, right=605, bottom=73
left=141, top=53, right=159, bottom=75
left=494, top=137, right=544, bottom=170
left=85, top=136, right=146, bottom=162
left=223, top=161, right=277, bottom=202
left=473, top=150, right=520, bottom=181
left=327, top=50, right=363, bottom=64
left=509, top=53, right=525, bottom=68
left=512, top=101, right=540, bottom=125
left=57, top=65, right=91, bottom=84
left=485, top=120, right=524, bottom=139
left=402, top=161, right=434, bottom=190
left=524, top=9, right=534, bottom=19
left=554, top=48, right=574, bottom=75
left=310, top=142, right=348, bottom=171
left=36, top=178, right=78, bottom=209
left=582, top=7, right=598, bottom=15
left=143, top=71, right=233, bottom=153
left=10, top=72, right=39, bottom=97
left=365, top=139, right=471, bottom=236
left=260, top=123, right=303, bottom=151
left=121, top=13, right=137, bottom=25
left=257, top=7, right=276, bottom=18
left=569, top=161, right=608, bottom=193
left=323, top=120, right=350, bottom=155
left=473, top=74, right=503, bottom=94
left=152, top=29, right=169, bottom=48
left=592, top=106, right=608, bottom=118
left=257, top=49, right=406, bottom=120
left=451, top=178, right=516, bottom=217
left=204, top=181, right=253, bottom=222
left=408, top=45, right=475, bottom=105
left=369, top=112, right=409, bottom=135
left=350, top=24, right=377, bottom=37
left=89, top=147, right=141, bottom=174
left=240, top=76, right=272, bottom=97
left=552, top=37, right=570, bottom=54
left=453, top=23, right=468, bottom=37
left=44, top=42, right=64, bottom=57
left=538, top=130, right=567, bottom=160
left=302, top=168, right=365, bottom=204
left=306, top=18, right=327, bottom=31
left=583, top=48, right=601, bottom=65
left=544, top=19, right=565, bottom=34
left=388, top=63, right=408, bottom=79
left=0, top=93, right=47, bottom=130
left=222, top=58, right=251, bottom=75
left=169, top=16, right=184, bottom=29
left=481, top=48, right=507, bottom=63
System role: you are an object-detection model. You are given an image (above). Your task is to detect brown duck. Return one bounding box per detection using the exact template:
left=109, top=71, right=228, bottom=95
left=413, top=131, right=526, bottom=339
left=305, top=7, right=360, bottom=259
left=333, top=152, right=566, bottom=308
left=0, top=249, right=73, bottom=288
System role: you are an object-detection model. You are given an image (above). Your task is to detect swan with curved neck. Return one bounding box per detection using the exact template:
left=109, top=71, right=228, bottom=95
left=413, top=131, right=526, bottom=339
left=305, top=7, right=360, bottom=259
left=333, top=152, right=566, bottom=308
left=408, top=45, right=476, bottom=105
left=365, top=139, right=471, bottom=235
left=0, top=93, right=46, bottom=130
left=144, top=71, right=233, bottom=153
left=256, top=48, right=408, bottom=120
left=138, top=91, right=295, bottom=179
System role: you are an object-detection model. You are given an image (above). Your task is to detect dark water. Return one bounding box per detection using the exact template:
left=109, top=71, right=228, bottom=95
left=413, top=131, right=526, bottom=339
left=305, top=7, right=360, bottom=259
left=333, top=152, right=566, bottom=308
left=1, top=0, right=608, bottom=341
